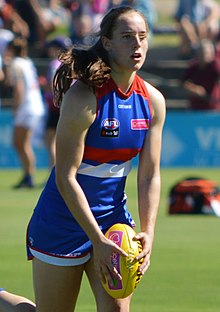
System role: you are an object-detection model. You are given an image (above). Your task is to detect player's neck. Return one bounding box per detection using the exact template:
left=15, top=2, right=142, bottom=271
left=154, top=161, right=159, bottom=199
left=111, top=71, right=136, bottom=94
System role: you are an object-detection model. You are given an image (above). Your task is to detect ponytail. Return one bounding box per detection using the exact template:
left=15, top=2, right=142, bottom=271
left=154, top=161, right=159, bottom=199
left=53, top=40, right=111, bottom=107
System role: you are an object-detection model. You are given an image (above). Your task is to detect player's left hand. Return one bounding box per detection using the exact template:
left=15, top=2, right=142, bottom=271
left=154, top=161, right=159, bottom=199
left=133, top=232, right=152, bottom=275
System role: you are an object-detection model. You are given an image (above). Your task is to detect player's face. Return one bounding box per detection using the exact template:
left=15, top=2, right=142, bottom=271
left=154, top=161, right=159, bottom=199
left=103, top=12, right=148, bottom=74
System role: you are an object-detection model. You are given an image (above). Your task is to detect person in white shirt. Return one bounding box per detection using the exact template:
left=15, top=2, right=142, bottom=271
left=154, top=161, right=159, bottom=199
left=4, top=37, right=46, bottom=188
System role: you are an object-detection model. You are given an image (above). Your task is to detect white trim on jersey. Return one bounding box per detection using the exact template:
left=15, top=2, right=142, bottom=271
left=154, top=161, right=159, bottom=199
left=29, top=248, right=91, bottom=266
left=77, top=160, right=132, bottom=178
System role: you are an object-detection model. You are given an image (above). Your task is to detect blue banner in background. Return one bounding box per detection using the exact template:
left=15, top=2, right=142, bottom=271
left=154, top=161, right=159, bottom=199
left=161, top=111, right=220, bottom=167
left=0, top=110, right=220, bottom=168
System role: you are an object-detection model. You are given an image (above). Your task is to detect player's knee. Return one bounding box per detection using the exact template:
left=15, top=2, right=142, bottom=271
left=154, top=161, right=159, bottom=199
left=96, top=297, right=130, bottom=312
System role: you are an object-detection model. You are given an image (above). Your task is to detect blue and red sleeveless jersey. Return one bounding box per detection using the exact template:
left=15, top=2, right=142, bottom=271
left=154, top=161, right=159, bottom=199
left=77, top=75, right=152, bottom=213
left=27, top=75, right=152, bottom=258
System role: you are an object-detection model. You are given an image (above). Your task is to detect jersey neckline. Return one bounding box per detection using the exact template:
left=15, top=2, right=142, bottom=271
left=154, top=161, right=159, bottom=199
left=109, top=75, right=137, bottom=99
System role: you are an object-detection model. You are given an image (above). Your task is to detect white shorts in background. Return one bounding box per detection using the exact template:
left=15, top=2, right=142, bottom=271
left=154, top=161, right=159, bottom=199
left=14, top=113, right=44, bottom=130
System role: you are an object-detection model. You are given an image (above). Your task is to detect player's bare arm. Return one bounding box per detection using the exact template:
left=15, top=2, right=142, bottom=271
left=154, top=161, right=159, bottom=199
left=136, top=82, right=166, bottom=274
left=56, top=81, right=103, bottom=239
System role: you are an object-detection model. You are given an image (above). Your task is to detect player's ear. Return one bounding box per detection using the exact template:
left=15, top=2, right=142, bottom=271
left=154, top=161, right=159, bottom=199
left=101, top=36, right=112, bottom=52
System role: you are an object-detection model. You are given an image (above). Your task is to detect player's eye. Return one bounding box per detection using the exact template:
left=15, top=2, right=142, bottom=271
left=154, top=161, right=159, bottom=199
left=139, top=34, right=147, bottom=41
left=122, top=34, right=131, bottom=39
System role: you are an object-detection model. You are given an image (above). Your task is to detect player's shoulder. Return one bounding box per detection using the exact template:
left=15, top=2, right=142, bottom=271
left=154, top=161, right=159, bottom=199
left=143, top=80, right=166, bottom=120
left=60, top=80, right=96, bottom=125
left=66, top=80, right=94, bottom=97
left=63, top=81, right=95, bottom=109
left=143, top=80, right=165, bottom=103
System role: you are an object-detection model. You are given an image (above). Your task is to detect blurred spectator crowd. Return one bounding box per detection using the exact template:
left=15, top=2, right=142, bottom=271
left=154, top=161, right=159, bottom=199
left=0, top=0, right=220, bottom=111
left=0, top=0, right=157, bottom=58
left=0, top=0, right=220, bottom=110
left=0, top=0, right=158, bottom=102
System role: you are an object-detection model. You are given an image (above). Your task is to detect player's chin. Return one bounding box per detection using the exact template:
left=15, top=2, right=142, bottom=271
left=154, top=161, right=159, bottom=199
left=131, top=60, right=145, bottom=71
left=126, top=64, right=142, bottom=74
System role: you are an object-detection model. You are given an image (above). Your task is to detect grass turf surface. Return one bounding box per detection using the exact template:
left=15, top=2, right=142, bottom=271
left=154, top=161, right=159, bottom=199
left=0, top=168, right=220, bottom=311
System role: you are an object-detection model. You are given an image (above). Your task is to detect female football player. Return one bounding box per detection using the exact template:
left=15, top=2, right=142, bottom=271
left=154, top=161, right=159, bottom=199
left=0, top=5, right=165, bottom=312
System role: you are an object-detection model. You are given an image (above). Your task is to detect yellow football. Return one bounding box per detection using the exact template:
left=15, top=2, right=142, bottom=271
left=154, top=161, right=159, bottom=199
left=102, top=223, right=143, bottom=299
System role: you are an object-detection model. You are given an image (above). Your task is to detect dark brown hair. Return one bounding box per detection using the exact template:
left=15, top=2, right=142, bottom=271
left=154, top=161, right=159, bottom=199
left=7, top=37, right=28, bottom=57
left=53, top=6, right=148, bottom=107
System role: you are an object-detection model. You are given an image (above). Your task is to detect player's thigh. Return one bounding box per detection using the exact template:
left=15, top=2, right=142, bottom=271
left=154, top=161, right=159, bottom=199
left=32, top=258, right=84, bottom=312
left=85, top=257, right=131, bottom=312
left=13, top=126, right=31, bottom=148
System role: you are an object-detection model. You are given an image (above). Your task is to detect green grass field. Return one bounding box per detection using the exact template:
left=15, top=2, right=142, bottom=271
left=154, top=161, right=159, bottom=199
left=1, top=168, right=220, bottom=312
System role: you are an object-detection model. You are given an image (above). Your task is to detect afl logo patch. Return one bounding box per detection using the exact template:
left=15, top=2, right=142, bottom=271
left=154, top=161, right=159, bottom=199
left=131, top=119, right=150, bottom=130
left=101, top=118, right=120, bottom=137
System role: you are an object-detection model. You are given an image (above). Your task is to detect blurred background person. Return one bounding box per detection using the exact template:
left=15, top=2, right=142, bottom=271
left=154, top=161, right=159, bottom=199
left=216, top=32, right=220, bottom=59
left=42, top=36, right=72, bottom=168
left=0, top=20, right=14, bottom=108
left=181, top=39, right=220, bottom=110
left=4, top=37, right=46, bottom=188
left=13, top=0, right=69, bottom=56
left=121, top=0, right=157, bottom=38
left=70, top=12, right=93, bottom=45
left=0, top=27, right=14, bottom=57
left=0, top=0, right=30, bottom=39
left=66, top=0, right=109, bottom=44
left=174, top=0, right=220, bottom=59
left=0, top=52, right=5, bottom=108
left=108, top=0, right=123, bottom=8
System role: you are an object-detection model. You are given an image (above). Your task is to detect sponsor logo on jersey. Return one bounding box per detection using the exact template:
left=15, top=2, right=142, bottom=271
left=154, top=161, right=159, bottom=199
left=101, top=118, right=120, bottom=137
left=131, top=119, right=150, bottom=130
left=118, top=104, right=132, bottom=109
